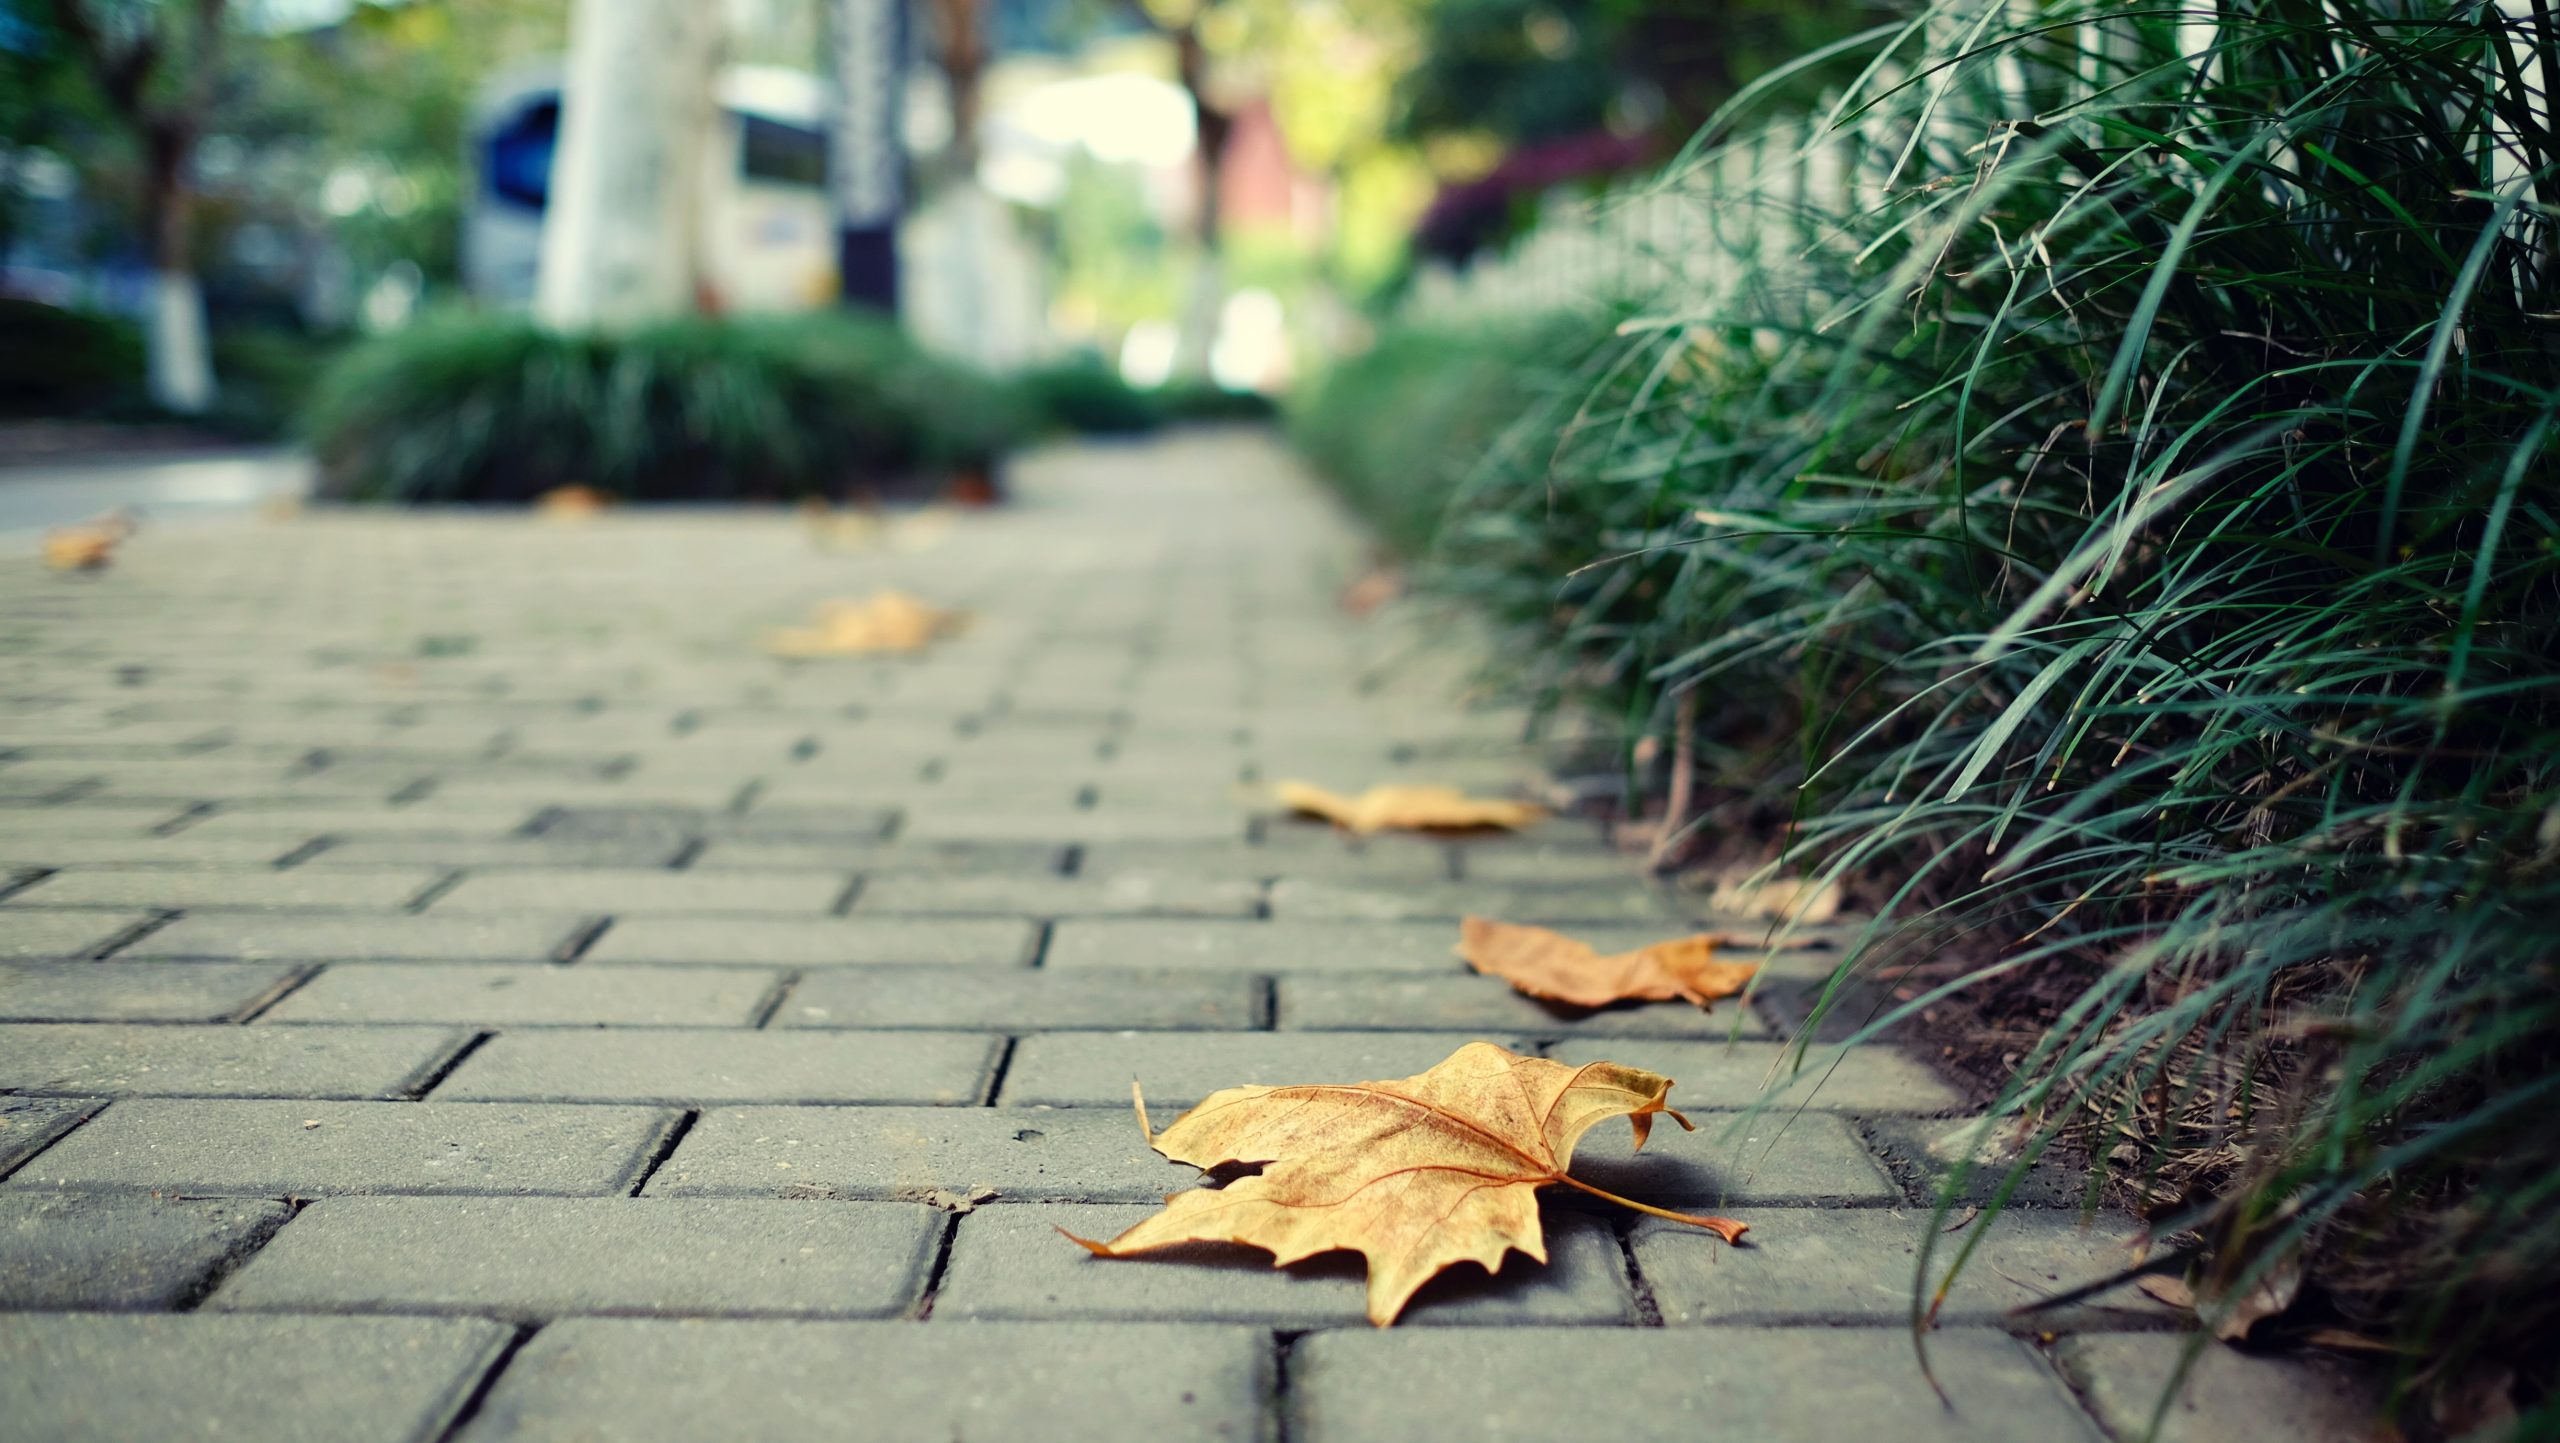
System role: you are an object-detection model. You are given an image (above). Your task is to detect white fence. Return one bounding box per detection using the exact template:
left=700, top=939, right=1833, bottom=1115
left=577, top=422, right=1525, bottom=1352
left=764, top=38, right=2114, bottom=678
left=1396, top=107, right=1869, bottom=325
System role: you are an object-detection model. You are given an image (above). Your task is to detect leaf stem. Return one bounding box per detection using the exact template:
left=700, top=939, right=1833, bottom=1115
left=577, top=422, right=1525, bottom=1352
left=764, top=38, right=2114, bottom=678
left=1553, top=1173, right=1751, bottom=1243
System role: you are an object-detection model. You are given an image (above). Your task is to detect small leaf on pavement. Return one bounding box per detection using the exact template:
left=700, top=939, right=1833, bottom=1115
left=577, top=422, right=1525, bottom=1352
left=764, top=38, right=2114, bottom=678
left=535, top=484, right=613, bottom=518
left=1458, top=917, right=1758, bottom=1010
left=764, top=590, right=967, bottom=657
left=1276, top=781, right=1543, bottom=835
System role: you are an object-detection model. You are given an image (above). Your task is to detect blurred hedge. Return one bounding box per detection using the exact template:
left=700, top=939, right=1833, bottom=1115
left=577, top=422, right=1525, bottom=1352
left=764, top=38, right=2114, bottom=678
left=304, top=311, right=1025, bottom=503
left=1288, top=316, right=1585, bottom=556
left=1011, top=355, right=1277, bottom=438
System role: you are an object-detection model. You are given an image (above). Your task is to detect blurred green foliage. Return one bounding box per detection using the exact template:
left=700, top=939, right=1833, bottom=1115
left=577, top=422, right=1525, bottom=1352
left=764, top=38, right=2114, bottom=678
left=1012, top=356, right=1169, bottom=436
left=1289, top=314, right=1585, bottom=555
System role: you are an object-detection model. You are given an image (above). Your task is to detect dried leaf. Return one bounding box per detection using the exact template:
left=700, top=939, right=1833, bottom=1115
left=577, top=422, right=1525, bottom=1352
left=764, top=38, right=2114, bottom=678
left=1063, top=1040, right=1748, bottom=1325
left=1276, top=781, right=1543, bottom=836
left=2134, top=1259, right=2301, bottom=1342
left=535, top=484, right=613, bottom=518
left=890, top=507, right=957, bottom=552
left=1457, top=917, right=1758, bottom=1011
left=1339, top=566, right=1404, bottom=617
left=802, top=504, right=885, bottom=551
left=43, top=509, right=135, bottom=571
left=2136, top=1274, right=2198, bottom=1310
left=1705, top=872, right=1843, bottom=924
left=764, top=590, right=967, bottom=657
left=43, top=528, right=117, bottom=571
left=2212, top=1257, right=2302, bottom=1342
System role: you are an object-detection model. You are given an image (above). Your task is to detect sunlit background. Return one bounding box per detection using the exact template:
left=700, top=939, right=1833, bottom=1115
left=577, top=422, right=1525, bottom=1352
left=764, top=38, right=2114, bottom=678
left=0, top=0, right=1852, bottom=462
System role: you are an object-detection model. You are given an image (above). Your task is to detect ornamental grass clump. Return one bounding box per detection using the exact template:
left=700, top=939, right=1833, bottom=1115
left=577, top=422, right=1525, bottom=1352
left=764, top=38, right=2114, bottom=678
left=1372, top=0, right=2560, bottom=1416
left=304, top=311, right=1022, bottom=503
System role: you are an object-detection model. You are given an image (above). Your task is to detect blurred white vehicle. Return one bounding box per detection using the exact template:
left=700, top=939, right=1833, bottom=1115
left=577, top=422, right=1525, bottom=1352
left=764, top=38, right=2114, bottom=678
left=465, top=64, right=839, bottom=313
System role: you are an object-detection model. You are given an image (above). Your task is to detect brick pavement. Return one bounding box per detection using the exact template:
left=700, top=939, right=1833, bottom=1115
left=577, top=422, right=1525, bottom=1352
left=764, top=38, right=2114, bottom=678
left=0, top=432, right=2366, bottom=1441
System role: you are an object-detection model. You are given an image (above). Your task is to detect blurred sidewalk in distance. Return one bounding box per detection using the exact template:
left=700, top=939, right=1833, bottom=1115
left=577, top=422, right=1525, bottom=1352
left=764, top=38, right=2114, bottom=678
left=0, top=450, right=310, bottom=537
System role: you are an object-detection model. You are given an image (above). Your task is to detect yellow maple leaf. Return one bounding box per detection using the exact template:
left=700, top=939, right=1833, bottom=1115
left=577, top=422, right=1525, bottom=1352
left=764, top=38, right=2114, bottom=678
left=1064, top=1040, right=1748, bottom=1325
left=1457, top=916, right=1759, bottom=1010
left=535, top=484, right=614, bottom=519
left=43, top=510, right=135, bottom=571
left=1275, top=781, right=1544, bottom=835
left=764, top=589, right=966, bottom=657
left=43, top=528, right=116, bottom=571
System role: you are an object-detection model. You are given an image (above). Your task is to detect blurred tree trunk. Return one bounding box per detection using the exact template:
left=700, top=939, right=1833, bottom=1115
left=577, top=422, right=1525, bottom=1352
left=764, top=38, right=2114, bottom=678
left=1170, top=16, right=1228, bottom=380
left=930, top=0, right=984, bottom=175
left=47, top=0, right=222, bottom=415
left=534, top=0, right=721, bottom=329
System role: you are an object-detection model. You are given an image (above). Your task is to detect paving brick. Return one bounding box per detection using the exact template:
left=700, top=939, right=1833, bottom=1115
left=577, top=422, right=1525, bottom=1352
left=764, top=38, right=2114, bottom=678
left=1561, top=1111, right=1898, bottom=1207
left=646, top=1105, right=1188, bottom=1203
left=780, top=966, right=1261, bottom=1031
left=999, top=1031, right=1527, bottom=1109
left=459, top=1318, right=1267, bottom=1443
left=0, top=1193, right=291, bottom=1307
left=541, top=804, right=900, bottom=844
left=1858, top=1114, right=2089, bottom=1208
left=13, top=1099, right=675, bottom=1195
left=1277, top=973, right=1775, bottom=1039
left=1632, top=1207, right=2173, bottom=1328
left=0, top=1313, right=510, bottom=1443
left=426, top=868, right=846, bottom=915
left=306, top=836, right=685, bottom=867
left=1268, top=878, right=1683, bottom=924
left=898, top=807, right=1249, bottom=844
left=0, top=807, right=189, bottom=838
left=690, top=839, right=1064, bottom=872
left=934, top=1202, right=1631, bottom=1326
left=2051, top=1332, right=2383, bottom=1443
left=427, top=778, right=748, bottom=809
left=0, top=961, right=305, bottom=1022
left=435, top=1029, right=1000, bottom=1105
left=260, top=963, right=775, bottom=1027
left=1081, top=839, right=1456, bottom=884
left=0, top=769, right=108, bottom=801
left=854, top=871, right=1262, bottom=918
left=1547, top=1038, right=1966, bottom=1113
left=583, top=915, right=1038, bottom=967
left=0, top=835, right=305, bottom=867
left=177, top=807, right=544, bottom=841
left=1290, top=1326, right=2100, bottom=1443
left=210, top=1196, right=937, bottom=1320
left=3, top=866, right=447, bottom=911
left=1045, top=919, right=1465, bottom=973
left=0, top=1022, right=465, bottom=1098
left=1453, top=840, right=1649, bottom=884
left=0, top=1095, right=103, bottom=1175
left=115, top=912, right=586, bottom=961
left=0, top=907, right=156, bottom=959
